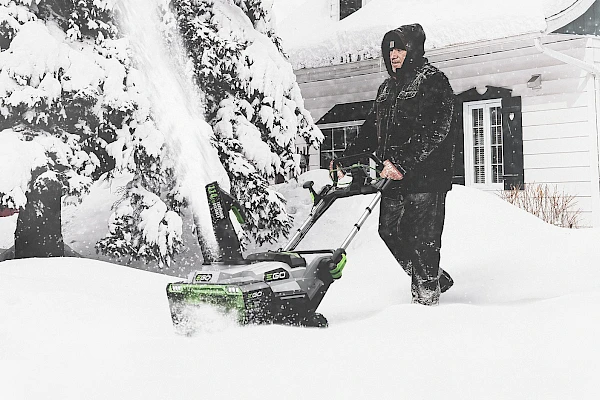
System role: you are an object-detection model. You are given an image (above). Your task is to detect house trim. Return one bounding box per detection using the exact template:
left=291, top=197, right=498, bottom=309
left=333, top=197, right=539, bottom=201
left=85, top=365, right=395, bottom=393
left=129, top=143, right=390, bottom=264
left=463, top=99, right=506, bottom=190
left=318, top=121, right=366, bottom=130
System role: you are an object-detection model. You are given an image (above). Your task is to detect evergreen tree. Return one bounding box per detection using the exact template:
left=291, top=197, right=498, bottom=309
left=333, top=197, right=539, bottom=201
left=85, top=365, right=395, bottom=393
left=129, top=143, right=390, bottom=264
left=0, top=0, right=322, bottom=265
left=0, top=0, right=182, bottom=264
left=166, top=0, right=322, bottom=245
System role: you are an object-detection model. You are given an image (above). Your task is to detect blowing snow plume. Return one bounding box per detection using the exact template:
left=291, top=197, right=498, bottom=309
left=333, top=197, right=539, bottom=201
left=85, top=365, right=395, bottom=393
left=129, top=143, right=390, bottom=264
left=115, top=0, right=229, bottom=257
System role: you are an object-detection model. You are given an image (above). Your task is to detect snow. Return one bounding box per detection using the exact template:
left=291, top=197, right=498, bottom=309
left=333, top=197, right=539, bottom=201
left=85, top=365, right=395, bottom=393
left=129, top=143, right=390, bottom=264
left=1, top=170, right=599, bottom=399
left=210, top=0, right=322, bottom=175
left=1, top=21, right=104, bottom=93
left=0, top=129, right=46, bottom=208
left=272, top=0, right=557, bottom=69
left=115, top=0, right=230, bottom=254
left=544, top=0, right=582, bottom=17
left=0, top=16, right=153, bottom=204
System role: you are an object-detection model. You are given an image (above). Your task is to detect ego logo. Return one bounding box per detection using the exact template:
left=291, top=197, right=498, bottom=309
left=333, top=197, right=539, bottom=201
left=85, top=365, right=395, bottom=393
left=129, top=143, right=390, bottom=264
left=194, top=273, right=212, bottom=283
left=206, top=184, right=225, bottom=220
left=264, top=268, right=289, bottom=282
left=248, top=290, right=263, bottom=299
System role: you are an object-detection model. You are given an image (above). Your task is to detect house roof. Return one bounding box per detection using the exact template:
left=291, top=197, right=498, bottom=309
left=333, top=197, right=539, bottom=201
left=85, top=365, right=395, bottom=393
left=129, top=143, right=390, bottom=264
left=273, top=0, right=594, bottom=69
left=316, top=100, right=372, bottom=125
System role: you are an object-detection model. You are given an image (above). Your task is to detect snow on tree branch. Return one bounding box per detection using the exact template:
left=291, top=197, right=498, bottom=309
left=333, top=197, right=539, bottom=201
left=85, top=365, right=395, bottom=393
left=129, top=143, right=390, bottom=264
left=168, top=0, right=321, bottom=245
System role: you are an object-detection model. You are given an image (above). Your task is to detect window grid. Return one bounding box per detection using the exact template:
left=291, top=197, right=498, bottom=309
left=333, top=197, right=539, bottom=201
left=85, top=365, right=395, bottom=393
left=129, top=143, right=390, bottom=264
left=319, top=125, right=360, bottom=168
left=490, top=106, right=503, bottom=184
left=472, top=108, right=485, bottom=184
left=464, top=100, right=504, bottom=187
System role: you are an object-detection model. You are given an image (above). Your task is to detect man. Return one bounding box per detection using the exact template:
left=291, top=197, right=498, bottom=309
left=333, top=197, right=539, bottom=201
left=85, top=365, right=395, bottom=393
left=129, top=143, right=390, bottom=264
left=339, top=23, right=456, bottom=305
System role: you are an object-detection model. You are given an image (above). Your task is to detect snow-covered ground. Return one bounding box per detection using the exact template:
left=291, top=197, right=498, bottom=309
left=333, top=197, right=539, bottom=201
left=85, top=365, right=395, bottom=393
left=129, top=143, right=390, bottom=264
left=1, top=169, right=599, bottom=399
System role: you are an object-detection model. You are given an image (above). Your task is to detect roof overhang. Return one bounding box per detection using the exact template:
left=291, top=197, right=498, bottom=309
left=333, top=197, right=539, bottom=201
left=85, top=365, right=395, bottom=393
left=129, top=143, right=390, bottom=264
left=274, top=0, right=592, bottom=70
left=545, top=0, right=596, bottom=32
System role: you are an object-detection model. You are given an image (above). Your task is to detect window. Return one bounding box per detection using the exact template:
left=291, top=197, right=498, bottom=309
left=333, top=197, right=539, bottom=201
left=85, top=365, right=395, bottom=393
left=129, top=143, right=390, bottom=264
left=340, top=0, right=362, bottom=20
left=463, top=99, right=505, bottom=187
left=319, top=124, right=361, bottom=168
left=454, top=87, right=523, bottom=190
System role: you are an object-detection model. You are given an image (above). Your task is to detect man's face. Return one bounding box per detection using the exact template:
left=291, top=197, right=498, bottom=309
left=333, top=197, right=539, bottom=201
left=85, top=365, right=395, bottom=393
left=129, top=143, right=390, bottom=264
left=390, top=48, right=407, bottom=72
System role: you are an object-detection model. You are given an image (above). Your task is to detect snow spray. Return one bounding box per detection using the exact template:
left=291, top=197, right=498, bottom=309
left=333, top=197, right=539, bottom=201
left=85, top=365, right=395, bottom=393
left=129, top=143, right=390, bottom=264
left=172, top=303, right=240, bottom=336
left=115, top=0, right=228, bottom=256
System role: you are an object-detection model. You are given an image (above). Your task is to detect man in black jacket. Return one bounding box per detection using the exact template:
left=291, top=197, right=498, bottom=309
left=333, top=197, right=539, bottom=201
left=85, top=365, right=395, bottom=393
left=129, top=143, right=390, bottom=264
left=341, top=23, right=455, bottom=305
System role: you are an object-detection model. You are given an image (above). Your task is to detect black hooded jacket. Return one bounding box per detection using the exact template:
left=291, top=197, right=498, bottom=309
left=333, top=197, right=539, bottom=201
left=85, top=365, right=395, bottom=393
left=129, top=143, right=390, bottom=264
left=344, top=23, right=456, bottom=194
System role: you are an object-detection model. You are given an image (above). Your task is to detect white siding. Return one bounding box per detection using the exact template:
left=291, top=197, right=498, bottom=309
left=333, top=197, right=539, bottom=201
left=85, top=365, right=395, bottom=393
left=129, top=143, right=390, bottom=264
left=436, top=36, right=597, bottom=226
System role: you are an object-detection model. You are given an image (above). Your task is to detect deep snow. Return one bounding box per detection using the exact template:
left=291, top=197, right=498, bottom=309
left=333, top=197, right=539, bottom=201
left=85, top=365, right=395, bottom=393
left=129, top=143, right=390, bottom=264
left=1, top=170, right=599, bottom=399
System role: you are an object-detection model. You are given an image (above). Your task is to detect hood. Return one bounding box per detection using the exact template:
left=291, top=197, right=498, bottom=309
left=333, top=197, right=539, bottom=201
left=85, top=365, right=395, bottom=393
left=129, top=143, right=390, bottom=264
left=382, top=23, right=426, bottom=77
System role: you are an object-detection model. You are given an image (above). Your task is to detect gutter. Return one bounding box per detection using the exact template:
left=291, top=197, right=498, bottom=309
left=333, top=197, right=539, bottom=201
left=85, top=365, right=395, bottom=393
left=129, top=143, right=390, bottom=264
left=533, top=37, right=600, bottom=75
left=534, top=36, right=600, bottom=226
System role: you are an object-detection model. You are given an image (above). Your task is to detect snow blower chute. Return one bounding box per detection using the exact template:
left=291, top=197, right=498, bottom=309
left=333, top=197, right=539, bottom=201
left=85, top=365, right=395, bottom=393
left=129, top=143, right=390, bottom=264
left=166, top=153, right=390, bottom=332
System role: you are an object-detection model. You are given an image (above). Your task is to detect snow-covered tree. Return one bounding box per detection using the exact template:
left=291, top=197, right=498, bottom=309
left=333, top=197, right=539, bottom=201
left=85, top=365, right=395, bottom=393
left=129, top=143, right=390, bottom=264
left=1, top=0, right=322, bottom=265
left=165, top=0, right=322, bottom=245
left=0, top=0, right=183, bottom=264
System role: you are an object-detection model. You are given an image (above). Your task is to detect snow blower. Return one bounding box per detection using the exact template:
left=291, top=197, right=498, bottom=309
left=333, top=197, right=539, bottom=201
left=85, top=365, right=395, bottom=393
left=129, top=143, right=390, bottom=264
left=166, top=153, right=390, bottom=332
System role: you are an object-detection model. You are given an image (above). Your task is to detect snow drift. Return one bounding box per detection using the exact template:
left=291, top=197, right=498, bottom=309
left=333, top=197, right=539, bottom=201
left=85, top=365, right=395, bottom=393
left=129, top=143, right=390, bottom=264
left=1, top=170, right=599, bottom=399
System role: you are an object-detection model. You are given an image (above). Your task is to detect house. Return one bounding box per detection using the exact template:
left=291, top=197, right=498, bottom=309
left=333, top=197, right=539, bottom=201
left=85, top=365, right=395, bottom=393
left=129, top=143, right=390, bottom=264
left=273, top=0, right=600, bottom=227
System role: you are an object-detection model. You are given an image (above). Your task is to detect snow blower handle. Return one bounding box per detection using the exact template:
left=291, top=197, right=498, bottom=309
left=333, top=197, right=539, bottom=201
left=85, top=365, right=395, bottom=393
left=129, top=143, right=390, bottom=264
left=283, top=154, right=388, bottom=252
left=332, top=152, right=392, bottom=194
left=332, top=152, right=384, bottom=171
left=328, top=248, right=347, bottom=280
left=303, top=181, right=319, bottom=203
left=376, top=176, right=392, bottom=192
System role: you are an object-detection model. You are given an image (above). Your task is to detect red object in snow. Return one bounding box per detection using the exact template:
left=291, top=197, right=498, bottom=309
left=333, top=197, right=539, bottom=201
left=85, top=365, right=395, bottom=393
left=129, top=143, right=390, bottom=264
left=0, top=208, right=19, bottom=217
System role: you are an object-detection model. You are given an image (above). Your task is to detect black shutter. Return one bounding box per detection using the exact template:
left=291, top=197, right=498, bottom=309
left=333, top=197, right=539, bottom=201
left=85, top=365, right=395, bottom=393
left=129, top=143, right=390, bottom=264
left=501, top=96, right=524, bottom=190
left=451, top=97, right=465, bottom=185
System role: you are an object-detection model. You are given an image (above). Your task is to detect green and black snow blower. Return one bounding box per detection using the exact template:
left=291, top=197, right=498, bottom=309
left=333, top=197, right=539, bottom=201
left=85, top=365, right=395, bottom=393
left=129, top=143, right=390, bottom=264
left=166, top=153, right=390, bottom=332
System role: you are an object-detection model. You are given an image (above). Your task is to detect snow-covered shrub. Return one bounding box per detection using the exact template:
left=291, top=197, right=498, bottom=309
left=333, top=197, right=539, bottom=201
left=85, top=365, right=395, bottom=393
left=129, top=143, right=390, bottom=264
left=97, top=180, right=183, bottom=265
left=498, top=183, right=581, bottom=228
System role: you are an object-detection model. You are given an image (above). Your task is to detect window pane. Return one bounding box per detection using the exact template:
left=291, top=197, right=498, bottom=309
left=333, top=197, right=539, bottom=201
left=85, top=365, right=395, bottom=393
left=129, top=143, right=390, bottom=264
left=474, top=147, right=485, bottom=184
left=345, top=126, right=359, bottom=145
left=472, top=108, right=485, bottom=184
left=491, top=145, right=502, bottom=164
left=492, top=165, right=504, bottom=184
left=489, top=106, right=503, bottom=184
left=319, top=124, right=361, bottom=170
left=473, top=108, right=484, bottom=127
left=490, top=107, right=501, bottom=127
left=320, top=151, right=336, bottom=169
left=321, top=129, right=332, bottom=151
left=320, top=128, right=333, bottom=168
left=333, top=128, right=345, bottom=150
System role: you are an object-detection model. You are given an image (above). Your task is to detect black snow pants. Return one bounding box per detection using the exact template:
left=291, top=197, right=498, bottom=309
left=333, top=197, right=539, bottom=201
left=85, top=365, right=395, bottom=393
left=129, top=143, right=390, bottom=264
left=378, top=192, right=450, bottom=305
